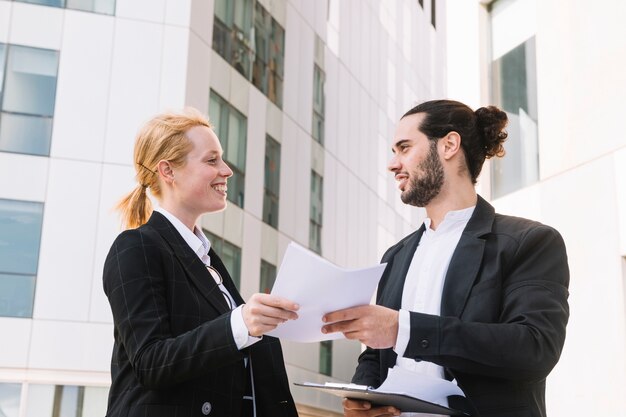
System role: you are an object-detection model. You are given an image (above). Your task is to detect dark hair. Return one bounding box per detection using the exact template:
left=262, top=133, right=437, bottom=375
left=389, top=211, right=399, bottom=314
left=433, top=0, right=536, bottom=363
left=402, top=99, right=508, bottom=184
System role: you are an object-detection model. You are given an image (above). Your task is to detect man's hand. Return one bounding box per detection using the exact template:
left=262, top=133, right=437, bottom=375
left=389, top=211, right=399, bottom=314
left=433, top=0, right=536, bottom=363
left=242, top=293, right=299, bottom=337
left=321, top=305, right=399, bottom=349
left=343, top=399, right=401, bottom=417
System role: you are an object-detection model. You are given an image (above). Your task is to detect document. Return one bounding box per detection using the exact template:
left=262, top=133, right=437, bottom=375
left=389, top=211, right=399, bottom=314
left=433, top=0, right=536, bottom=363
left=267, top=242, right=386, bottom=342
left=296, top=366, right=470, bottom=415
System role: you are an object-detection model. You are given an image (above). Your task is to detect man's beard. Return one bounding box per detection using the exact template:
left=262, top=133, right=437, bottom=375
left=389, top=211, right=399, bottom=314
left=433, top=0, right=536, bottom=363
left=401, top=141, right=444, bottom=207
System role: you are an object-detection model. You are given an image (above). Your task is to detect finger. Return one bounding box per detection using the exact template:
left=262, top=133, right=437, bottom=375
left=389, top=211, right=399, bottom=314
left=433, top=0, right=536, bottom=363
left=246, top=301, right=299, bottom=321
left=321, top=319, right=358, bottom=334
left=255, top=293, right=300, bottom=311
left=322, top=305, right=368, bottom=323
left=343, top=398, right=371, bottom=410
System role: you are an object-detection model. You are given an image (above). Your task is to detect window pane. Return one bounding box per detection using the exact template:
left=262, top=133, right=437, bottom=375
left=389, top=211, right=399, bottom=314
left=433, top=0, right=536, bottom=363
left=0, top=113, right=53, bottom=156
left=319, top=341, right=332, bottom=376
left=259, top=260, right=276, bottom=294
left=209, top=93, right=223, bottom=136
left=312, top=112, right=324, bottom=145
left=313, top=66, right=325, bottom=113
left=3, top=45, right=59, bottom=117
left=15, top=0, right=64, bottom=6
left=0, top=273, right=36, bottom=317
left=212, top=18, right=231, bottom=62
left=264, top=136, right=280, bottom=195
left=233, top=0, right=253, bottom=37
left=309, top=221, right=321, bottom=254
left=25, top=384, right=55, bottom=417
left=227, top=168, right=245, bottom=208
left=82, top=386, right=109, bottom=417
left=490, top=36, right=538, bottom=198
left=0, top=383, right=21, bottom=417
left=220, top=241, right=241, bottom=289
left=310, top=172, right=323, bottom=224
left=0, top=43, right=6, bottom=97
left=0, top=199, right=44, bottom=275
left=66, top=0, right=116, bottom=15
left=270, top=19, right=285, bottom=78
left=226, top=111, right=246, bottom=171
left=214, top=0, right=232, bottom=25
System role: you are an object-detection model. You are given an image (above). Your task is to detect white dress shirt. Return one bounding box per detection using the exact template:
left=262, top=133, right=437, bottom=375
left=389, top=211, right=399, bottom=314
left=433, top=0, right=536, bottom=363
left=393, top=206, right=474, bottom=417
left=155, top=207, right=260, bottom=350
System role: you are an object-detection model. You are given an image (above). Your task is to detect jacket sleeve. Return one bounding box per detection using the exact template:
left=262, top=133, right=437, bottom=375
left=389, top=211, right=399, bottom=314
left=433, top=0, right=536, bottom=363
left=103, top=229, right=245, bottom=389
left=403, top=225, right=570, bottom=381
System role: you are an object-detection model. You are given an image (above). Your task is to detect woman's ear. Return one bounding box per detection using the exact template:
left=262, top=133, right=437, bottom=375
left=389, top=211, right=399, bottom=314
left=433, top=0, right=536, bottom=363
left=157, top=160, right=175, bottom=184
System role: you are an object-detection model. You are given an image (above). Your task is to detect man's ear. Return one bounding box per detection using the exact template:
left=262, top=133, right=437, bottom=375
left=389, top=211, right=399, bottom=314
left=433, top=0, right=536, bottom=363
left=441, top=131, right=462, bottom=160
left=157, top=160, right=175, bottom=184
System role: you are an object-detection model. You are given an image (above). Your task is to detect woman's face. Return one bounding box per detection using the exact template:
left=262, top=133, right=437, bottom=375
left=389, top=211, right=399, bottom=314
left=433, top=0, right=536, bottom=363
left=170, top=125, right=233, bottom=217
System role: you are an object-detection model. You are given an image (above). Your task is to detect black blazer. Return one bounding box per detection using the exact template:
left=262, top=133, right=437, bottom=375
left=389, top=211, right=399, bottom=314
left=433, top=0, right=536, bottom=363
left=103, top=212, right=298, bottom=417
left=352, top=196, right=570, bottom=417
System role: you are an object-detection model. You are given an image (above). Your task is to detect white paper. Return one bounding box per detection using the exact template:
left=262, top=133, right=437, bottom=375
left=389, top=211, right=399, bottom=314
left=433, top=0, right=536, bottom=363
left=267, top=242, right=386, bottom=342
left=377, top=366, right=465, bottom=407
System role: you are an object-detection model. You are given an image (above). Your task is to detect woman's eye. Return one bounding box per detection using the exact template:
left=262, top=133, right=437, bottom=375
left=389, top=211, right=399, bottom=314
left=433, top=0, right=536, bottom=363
left=207, top=159, right=217, bottom=164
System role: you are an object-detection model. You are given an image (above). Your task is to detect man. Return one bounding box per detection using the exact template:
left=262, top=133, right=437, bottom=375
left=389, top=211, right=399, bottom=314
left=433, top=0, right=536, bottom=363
left=322, top=100, right=570, bottom=417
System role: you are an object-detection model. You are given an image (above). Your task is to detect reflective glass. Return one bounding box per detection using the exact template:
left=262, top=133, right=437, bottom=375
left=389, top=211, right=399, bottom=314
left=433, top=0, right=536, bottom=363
left=3, top=45, right=59, bottom=116
left=220, top=240, right=241, bottom=289
left=0, top=273, right=36, bottom=317
left=0, top=199, right=44, bottom=275
left=0, top=383, right=21, bottom=417
left=227, top=169, right=245, bottom=208
left=15, top=0, right=64, bottom=7
left=0, top=43, right=6, bottom=97
left=319, top=340, right=332, bottom=376
left=226, top=111, right=246, bottom=171
left=0, top=112, right=53, bottom=156
left=263, top=136, right=280, bottom=228
left=259, top=260, right=276, bottom=294
left=66, top=0, right=116, bottom=15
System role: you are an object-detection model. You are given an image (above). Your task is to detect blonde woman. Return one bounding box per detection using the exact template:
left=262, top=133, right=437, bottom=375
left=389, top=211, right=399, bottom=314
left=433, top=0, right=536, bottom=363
left=103, top=108, right=299, bottom=417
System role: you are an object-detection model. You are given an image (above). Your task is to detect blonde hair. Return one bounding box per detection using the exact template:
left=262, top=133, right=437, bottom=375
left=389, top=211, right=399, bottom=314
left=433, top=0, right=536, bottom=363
left=117, top=107, right=212, bottom=229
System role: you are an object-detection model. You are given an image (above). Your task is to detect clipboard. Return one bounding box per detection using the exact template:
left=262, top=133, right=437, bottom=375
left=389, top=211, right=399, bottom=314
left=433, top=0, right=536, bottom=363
left=294, top=382, right=471, bottom=415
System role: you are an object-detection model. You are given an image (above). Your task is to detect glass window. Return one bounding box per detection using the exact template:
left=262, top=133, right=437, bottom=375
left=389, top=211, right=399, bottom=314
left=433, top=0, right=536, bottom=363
left=262, top=135, right=280, bottom=228
left=209, top=91, right=247, bottom=208
left=204, top=229, right=242, bottom=289
left=0, top=383, right=21, bottom=417
left=0, top=43, right=6, bottom=98
left=0, top=45, right=59, bottom=156
left=66, top=0, right=116, bottom=15
left=312, top=65, right=325, bottom=145
left=15, top=0, right=65, bottom=7
left=259, top=260, right=276, bottom=294
left=309, top=172, right=323, bottom=254
left=0, top=199, right=44, bottom=318
left=431, top=0, right=436, bottom=28
left=213, top=0, right=284, bottom=107
left=24, top=384, right=109, bottom=417
left=319, top=340, right=332, bottom=376
left=490, top=37, right=539, bottom=198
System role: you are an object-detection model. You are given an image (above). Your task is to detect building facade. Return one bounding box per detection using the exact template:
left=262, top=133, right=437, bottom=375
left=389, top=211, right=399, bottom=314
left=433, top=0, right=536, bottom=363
left=0, top=0, right=446, bottom=415
left=446, top=0, right=626, bottom=415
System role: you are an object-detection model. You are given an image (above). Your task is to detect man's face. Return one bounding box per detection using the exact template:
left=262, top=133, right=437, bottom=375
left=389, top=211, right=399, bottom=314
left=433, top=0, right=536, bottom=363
left=388, top=113, right=444, bottom=207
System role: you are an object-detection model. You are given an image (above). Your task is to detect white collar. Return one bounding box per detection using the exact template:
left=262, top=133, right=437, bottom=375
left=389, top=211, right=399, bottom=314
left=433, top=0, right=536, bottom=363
left=423, top=205, right=475, bottom=233
left=154, top=207, right=211, bottom=260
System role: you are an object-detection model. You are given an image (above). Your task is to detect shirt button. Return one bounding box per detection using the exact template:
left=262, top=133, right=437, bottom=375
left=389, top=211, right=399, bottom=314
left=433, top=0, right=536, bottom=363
left=201, top=402, right=212, bottom=415
left=421, top=339, right=429, bottom=348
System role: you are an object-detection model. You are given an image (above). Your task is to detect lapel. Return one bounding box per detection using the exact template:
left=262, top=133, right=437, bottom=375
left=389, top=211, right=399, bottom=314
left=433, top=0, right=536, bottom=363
left=440, top=195, right=495, bottom=317
left=146, top=212, right=231, bottom=314
left=378, top=224, right=425, bottom=310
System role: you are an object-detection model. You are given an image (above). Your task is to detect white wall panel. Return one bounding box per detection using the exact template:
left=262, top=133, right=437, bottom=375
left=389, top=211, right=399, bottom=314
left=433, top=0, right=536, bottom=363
left=244, top=87, right=266, bottom=219
left=159, top=25, right=189, bottom=109
left=9, top=2, right=62, bottom=50
left=51, top=11, right=114, bottom=162
left=33, top=159, right=101, bottom=321
left=104, top=19, right=163, bottom=165
left=0, top=153, right=48, bottom=202
left=0, top=1, right=11, bottom=43
left=116, top=0, right=166, bottom=23
left=0, top=318, right=31, bottom=368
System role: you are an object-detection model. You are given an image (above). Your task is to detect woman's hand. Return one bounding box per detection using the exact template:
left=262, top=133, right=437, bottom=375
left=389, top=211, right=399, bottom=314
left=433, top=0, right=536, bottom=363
left=242, top=294, right=299, bottom=337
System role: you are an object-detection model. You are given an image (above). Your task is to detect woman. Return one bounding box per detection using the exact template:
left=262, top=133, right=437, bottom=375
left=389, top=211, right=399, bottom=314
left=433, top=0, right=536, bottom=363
left=103, top=108, right=300, bottom=417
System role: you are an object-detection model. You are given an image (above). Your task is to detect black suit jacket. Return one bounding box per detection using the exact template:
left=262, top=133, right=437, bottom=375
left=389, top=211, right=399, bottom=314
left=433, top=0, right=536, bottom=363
left=102, top=212, right=298, bottom=417
left=352, top=196, right=569, bottom=417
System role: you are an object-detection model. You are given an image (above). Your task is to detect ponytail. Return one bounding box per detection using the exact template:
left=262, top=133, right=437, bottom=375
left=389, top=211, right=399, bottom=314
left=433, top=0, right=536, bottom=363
left=116, top=184, right=153, bottom=230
